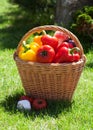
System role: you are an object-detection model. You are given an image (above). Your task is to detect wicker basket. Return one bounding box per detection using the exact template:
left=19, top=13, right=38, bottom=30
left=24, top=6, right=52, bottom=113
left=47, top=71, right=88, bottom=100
left=14, top=25, right=86, bottom=101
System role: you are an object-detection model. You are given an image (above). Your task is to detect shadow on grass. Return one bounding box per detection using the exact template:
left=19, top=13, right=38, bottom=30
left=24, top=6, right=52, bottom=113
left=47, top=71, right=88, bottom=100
left=0, top=92, right=73, bottom=119
left=0, top=1, right=55, bottom=49
left=86, top=62, right=93, bottom=68
left=0, top=92, right=23, bottom=114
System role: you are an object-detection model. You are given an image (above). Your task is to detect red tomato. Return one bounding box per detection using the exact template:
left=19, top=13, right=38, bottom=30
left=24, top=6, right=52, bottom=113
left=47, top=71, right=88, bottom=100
left=41, top=34, right=58, bottom=51
left=32, top=98, right=47, bottom=110
left=20, top=95, right=34, bottom=104
left=36, top=45, right=55, bottom=63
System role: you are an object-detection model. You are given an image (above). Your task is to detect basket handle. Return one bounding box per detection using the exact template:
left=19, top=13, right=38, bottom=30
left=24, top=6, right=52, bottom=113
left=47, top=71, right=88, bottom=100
left=16, top=25, right=84, bottom=57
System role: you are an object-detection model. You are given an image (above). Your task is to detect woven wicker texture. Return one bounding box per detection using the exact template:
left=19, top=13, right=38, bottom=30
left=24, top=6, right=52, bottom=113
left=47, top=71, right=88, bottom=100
left=14, top=25, right=86, bottom=101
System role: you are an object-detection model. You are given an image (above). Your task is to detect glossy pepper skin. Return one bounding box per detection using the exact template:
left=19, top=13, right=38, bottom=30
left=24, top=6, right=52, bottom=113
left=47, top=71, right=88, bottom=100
left=33, top=35, right=42, bottom=46
left=54, top=47, right=68, bottom=63
left=36, top=45, right=55, bottom=63
left=18, top=41, right=40, bottom=62
left=67, top=47, right=80, bottom=62
left=56, top=41, right=75, bottom=53
left=54, top=47, right=80, bottom=63
left=54, top=31, right=70, bottom=44
left=56, top=42, right=69, bottom=52
left=41, top=34, right=58, bottom=51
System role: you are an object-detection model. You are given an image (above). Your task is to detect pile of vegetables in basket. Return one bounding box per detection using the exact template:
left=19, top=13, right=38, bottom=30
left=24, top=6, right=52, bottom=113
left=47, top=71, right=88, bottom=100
left=18, top=30, right=80, bottom=63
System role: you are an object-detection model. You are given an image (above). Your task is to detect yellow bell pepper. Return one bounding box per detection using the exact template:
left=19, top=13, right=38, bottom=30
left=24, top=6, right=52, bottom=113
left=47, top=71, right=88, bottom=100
left=29, top=42, right=40, bottom=53
left=18, top=41, right=40, bottom=62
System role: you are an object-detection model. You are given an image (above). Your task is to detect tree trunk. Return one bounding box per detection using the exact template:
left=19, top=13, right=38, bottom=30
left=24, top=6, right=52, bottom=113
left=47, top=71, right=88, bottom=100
left=55, top=0, right=93, bottom=27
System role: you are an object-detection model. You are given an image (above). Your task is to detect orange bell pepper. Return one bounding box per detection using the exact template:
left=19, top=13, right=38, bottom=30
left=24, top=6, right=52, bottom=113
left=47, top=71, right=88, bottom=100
left=33, top=35, right=42, bottom=46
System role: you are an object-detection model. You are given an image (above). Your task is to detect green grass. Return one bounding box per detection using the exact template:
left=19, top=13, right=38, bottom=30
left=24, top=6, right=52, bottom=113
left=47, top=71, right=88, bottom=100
left=0, top=1, right=93, bottom=130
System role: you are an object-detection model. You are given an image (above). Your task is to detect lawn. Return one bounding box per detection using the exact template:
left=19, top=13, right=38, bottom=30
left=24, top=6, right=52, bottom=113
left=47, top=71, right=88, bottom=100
left=0, top=0, right=93, bottom=130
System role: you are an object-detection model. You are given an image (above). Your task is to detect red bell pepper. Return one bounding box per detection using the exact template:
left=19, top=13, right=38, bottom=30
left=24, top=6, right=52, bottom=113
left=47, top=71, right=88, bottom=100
left=53, top=47, right=68, bottom=63
left=56, top=42, right=69, bottom=52
left=67, top=47, right=80, bottom=62
left=54, top=31, right=70, bottom=43
left=54, top=47, right=80, bottom=63
left=41, top=34, right=58, bottom=51
left=36, top=45, right=55, bottom=63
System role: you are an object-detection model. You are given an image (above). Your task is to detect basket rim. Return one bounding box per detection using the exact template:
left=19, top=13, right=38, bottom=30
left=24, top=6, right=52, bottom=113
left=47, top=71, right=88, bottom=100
left=14, top=51, right=86, bottom=67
